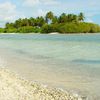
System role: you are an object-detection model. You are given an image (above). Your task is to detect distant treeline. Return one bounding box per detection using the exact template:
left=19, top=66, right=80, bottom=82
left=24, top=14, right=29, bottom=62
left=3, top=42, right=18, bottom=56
left=0, top=11, right=100, bottom=33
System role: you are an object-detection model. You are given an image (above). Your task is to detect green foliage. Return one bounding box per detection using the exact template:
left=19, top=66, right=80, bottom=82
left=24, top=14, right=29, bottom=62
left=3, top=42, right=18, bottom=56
left=41, top=22, right=100, bottom=33
left=41, top=24, right=58, bottom=33
left=52, top=16, right=58, bottom=24
left=59, top=23, right=100, bottom=33
left=0, top=11, right=100, bottom=33
left=6, top=28, right=17, bottom=33
left=17, top=26, right=41, bottom=33
left=78, top=12, right=85, bottom=22
left=5, top=23, right=15, bottom=29
left=45, top=11, right=54, bottom=24
left=35, top=17, right=46, bottom=27
left=0, top=28, right=5, bottom=33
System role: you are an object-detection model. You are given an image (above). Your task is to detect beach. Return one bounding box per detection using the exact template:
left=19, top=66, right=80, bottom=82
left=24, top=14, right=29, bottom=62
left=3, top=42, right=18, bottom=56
left=0, top=34, right=99, bottom=99
left=0, top=68, right=84, bottom=100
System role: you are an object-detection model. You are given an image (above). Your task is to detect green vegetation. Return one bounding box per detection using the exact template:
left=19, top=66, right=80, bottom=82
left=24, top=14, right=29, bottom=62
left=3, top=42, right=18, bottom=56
left=0, top=12, right=100, bottom=33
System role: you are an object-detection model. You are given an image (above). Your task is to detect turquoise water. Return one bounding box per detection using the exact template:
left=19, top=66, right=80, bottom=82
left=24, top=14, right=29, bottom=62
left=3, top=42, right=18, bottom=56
left=0, top=34, right=100, bottom=99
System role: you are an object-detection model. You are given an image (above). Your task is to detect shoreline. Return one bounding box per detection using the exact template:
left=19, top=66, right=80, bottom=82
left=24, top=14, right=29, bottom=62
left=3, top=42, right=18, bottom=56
left=0, top=32, right=100, bottom=34
left=0, top=68, right=87, bottom=100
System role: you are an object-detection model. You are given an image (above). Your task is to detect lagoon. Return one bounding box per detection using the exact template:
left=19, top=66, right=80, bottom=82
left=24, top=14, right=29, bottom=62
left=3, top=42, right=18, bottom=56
left=0, top=34, right=100, bottom=99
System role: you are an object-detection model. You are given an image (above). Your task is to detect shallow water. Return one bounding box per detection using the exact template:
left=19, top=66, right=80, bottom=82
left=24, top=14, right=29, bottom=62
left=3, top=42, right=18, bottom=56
left=0, top=33, right=100, bottom=99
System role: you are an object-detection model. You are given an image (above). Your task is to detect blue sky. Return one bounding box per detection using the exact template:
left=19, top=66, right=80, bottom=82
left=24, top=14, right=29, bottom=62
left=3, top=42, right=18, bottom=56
left=0, top=0, right=100, bottom=27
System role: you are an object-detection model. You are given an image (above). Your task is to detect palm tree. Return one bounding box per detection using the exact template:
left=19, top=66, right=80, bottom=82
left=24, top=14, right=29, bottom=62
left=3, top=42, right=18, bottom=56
left=78, top=12, right=85, bottom=22
left=15, top=18, right=22, bottom=28
left=45, top=11, right=54, bottom=24
left=52, top=16, right=58, bottom=24
left=72, top=15, right=78, bottom=22
left=36, top=16, right=46, bottom=27
left=67, top=14, right=74, bottom=22
left=29, top=17, right=35, bottom=26
left=58, top=13, right=67, bottom=23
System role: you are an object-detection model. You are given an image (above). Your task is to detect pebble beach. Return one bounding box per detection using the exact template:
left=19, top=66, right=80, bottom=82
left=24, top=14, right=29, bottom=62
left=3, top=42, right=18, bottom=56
left=0, top=68, right=85, bottom=100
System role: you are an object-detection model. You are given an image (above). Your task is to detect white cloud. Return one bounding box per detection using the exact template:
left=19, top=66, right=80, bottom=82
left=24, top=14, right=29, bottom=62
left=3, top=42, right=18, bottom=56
left=0, top=2, right=16, bottom=12
left=41, top=0, right=58, bottom=5
left=23, top=0, right=40, bottom=6
left=57, top=0, right=100, bottom=13
left=0, top=2, right=16, bottom=26
left=32, top=9, right=47, bottom=17
left=23, top=0, right=59, bottom=7
left=0, top=2, right=25, bottom=27
left=36, top=9, right=47, bottom=16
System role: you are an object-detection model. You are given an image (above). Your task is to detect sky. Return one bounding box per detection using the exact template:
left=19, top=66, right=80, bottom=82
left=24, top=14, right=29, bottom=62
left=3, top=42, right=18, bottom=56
left=0, top=0, right=100, bottom=27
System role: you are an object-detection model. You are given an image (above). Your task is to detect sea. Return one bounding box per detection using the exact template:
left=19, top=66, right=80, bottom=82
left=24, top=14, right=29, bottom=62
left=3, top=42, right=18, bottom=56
left=0, top=33, right=100, bottom=99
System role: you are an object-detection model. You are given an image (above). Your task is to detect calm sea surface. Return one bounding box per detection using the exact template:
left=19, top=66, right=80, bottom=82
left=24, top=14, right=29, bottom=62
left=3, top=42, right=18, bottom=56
left=0, top=33, right=100, bottom=99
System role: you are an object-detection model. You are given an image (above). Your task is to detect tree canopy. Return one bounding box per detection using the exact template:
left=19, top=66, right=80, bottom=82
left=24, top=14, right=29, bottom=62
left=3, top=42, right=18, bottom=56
left=0, top=11, right=100, bottom=33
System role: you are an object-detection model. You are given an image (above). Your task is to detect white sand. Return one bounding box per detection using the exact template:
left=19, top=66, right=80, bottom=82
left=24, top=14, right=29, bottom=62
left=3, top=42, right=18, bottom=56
left=0, top=68, right=85, bottom=100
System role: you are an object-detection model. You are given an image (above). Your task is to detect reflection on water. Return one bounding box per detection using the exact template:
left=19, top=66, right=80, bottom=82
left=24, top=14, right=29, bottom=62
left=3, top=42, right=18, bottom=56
left=0, top=34, right=100, bottom=99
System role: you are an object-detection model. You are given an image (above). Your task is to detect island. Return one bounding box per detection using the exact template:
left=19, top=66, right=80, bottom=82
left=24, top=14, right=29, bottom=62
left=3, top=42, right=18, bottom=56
left=0, top=11, right=100, bottom=33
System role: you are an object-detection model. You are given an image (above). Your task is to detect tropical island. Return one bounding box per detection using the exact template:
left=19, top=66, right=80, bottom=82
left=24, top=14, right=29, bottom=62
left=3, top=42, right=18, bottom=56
left=0, top=11, right=100, bottom=33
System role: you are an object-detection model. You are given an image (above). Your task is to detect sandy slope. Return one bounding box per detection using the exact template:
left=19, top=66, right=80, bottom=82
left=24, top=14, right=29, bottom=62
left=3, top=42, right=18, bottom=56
left=0, top=68, right=84, bottom=100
